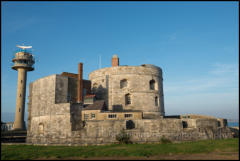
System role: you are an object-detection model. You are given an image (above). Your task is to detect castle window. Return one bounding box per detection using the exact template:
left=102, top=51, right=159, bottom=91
left=125, top=94, right=131, bottom=105
left=91, top=113, right=95, bottom=119
left=84, top=114, right=89, bottom=120
left=182, top=121, right=188, bottom=128
left=125, top=114, right=133, bottom=118
left=108, top=114, right=117, bottom=118
left=150, top=80, right=155, bottom=90
left=155, top=96, right=158, bottom=106
left=39, top=123, right=44, bottom=134
left=126, top=120, right=135, bottom=129
left=120, top=79, right=128, bottom=89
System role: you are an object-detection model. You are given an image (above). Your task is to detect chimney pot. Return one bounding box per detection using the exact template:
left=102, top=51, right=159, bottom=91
left=112, top=54, right=119, bottom=67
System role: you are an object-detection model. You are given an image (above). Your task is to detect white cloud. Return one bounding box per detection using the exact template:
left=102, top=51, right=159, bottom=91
left=209, top=63, right=238, bottom=76
left=165, top=63, right=238, bottom=94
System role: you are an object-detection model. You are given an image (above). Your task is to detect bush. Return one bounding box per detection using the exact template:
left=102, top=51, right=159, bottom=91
left=116, top=129, right=132, bottom=144
left=159, top=136, right=172, bottom=144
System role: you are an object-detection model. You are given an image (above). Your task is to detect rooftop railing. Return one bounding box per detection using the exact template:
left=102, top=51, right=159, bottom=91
left=12, top=55, right=35, bottom=62
left=14, top=48, right=33, bottom=54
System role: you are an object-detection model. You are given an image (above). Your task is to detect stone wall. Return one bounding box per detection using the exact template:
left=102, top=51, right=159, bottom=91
left=27, top=75, right=72, bottom=144
left=28, top=117, right=233, bottom=145
left=89, top=65, right=165, bottom=118
left=27, top=73, right=233, bottom=146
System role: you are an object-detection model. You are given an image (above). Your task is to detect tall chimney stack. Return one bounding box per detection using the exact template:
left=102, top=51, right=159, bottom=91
left=77, top=63, right=83, bottom=103
left=112, top=54, right=119, bottom=67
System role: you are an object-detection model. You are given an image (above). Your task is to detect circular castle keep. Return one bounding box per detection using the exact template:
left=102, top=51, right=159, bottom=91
left=89, top=55, right=165, bottom=118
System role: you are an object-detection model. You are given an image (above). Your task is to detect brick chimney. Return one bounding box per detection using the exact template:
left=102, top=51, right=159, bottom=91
left=112, top=54, right=119, bottom=67
left=77, top=63, right=83, bottom=103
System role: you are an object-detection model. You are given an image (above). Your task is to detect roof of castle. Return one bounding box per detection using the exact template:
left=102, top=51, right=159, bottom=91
left=84, top=94, right=96, bottom=98
left=83, top=100, right=106, bottom=111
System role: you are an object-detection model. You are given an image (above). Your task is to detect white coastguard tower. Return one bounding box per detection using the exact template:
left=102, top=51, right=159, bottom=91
left=12, top=45, right=35, bottom=130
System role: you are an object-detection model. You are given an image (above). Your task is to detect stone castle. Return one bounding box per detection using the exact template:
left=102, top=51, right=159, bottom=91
left=26, top=55, right=233, bottom=145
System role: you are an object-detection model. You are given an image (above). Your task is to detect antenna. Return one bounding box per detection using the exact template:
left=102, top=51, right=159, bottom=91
left=99, top=54, right=102, bottom=69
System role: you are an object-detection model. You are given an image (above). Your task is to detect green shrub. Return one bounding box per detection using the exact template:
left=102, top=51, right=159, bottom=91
left=159, top=136, right=172, bottom=144
left=116, top=129, right=132, bottom=144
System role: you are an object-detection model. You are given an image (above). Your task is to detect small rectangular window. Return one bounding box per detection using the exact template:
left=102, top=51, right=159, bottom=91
left=155, top=97, right=158, bottom=106
left=108, top=114, right=117, bottom=118
left=182, top=121, right=188, bottom=128
left=124, top=114, right=133, bottom=118
left=91, top=113, right=95, bottom=119
left=84, top=114, right=89, bottom=120
left=125, top=94, right=131, bottom=105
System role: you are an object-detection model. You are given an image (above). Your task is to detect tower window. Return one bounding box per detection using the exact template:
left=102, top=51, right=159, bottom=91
left=155, top=96, right=158, bottom=106
left=125, top=94, right=131, bottom=105
left=150, top=80, right=155, bottom=90
left=120, top=79, right=128, bottom=89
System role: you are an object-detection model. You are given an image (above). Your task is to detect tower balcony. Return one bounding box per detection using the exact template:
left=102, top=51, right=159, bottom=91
left=12, top=51, right=35, bottom=71
left=12, top=62, right=34, bottom=71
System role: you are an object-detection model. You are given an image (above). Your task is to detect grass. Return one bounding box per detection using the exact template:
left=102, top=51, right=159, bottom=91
left=1, top=138, right=239, bottom=160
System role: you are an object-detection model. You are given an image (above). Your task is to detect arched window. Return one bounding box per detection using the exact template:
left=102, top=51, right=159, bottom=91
left=182, top=121, right=188, bottom=128
left=125, top=94, right=131, bottom=105
left=155, top=96, right=158, bottom=106
left=39, top=123, right=44, bottom=134
left=126, top=120, right=135, bottom=129
left=150, top=80, right=155, bottom=90
left=120, top=79, right=128, bottom=89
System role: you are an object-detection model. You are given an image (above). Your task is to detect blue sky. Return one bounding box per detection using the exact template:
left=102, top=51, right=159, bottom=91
left=1, top=1, right=239, bottom=122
